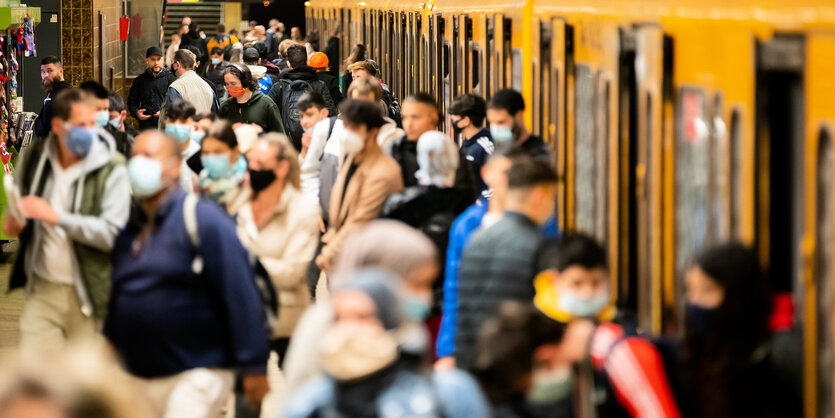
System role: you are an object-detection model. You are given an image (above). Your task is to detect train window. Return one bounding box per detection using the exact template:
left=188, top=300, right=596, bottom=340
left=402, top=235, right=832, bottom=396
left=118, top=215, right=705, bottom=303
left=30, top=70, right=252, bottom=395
left=443, top=40, right=452, bottom=116
left=596, top=78, right=610, bottom=243
left=729, top=108, right=742, bottom=239
left=817, top=127, right=834, bottom=418
left=443, top=41, right=451, bottom=79
left=711, top=94, right=729, bottom=242
left=574, top=64, right=596, bottom=235
left=675, top=87, right=710, bottom=281
left=471, top=43, right=481, bottom=95
left=512, top=48, right=523, bottom=92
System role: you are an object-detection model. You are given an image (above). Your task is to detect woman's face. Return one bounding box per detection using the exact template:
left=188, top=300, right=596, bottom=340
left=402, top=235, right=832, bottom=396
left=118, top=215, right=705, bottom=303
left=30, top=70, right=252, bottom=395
left=333, top=290, right=383, bottom=330
left=224, top=73, right=242, bottom=89
left=201, top=137, right=237, bottom=164
left=403, top=259, right=439, bottom=301
left=685, top=266, right=725, bottom=309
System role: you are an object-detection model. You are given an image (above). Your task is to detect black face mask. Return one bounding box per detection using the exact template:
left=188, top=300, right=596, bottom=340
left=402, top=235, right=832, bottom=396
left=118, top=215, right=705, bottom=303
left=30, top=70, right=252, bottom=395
left=248, top=168, right=277, bottom=192
left=451, top=118, right=464, bottom=137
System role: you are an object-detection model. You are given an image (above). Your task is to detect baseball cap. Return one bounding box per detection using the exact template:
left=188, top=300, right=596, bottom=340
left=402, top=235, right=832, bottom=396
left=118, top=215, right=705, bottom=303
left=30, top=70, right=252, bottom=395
left=243, top=47, right=260, bottom=62
left=308, top=52, right=328, bottom=71
left=146, top=46, right=163, bottom=58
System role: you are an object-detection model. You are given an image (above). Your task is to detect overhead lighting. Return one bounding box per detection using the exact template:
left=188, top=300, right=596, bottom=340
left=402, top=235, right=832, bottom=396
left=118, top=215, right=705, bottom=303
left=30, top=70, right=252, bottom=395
left=304, top=1, right=311, bottom=5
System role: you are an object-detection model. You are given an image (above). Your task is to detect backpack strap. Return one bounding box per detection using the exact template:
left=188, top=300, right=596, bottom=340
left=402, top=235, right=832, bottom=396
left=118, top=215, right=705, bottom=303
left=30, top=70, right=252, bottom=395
left=182, top=193, right=203, bottom=274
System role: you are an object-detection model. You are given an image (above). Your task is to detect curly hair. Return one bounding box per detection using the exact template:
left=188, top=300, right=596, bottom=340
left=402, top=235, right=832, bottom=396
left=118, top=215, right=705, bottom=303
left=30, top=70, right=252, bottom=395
left=222, top=64, right=258, bottom=91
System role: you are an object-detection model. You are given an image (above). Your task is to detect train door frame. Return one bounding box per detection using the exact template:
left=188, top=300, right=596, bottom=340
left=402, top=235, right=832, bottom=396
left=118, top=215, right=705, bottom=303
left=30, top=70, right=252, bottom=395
left=814, top=126, right=834, bottom=418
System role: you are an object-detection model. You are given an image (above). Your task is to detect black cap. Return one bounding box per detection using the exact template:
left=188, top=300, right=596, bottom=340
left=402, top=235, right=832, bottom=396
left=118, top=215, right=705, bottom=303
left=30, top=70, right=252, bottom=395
left=252, top=42, right=268, bottom=59
left=243, top=48, right=260, bottom=62
left=146, top=46, right=163, bottom=58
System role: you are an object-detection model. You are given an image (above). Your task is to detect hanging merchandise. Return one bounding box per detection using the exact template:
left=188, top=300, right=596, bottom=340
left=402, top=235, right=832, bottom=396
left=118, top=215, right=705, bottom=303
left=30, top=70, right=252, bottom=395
left=22, top=16, right=35, bottom=56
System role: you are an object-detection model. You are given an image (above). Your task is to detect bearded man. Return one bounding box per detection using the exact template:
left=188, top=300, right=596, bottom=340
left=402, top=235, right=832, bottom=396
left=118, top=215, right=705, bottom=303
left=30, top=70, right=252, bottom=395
left=33, top=56, right=72, bottom=140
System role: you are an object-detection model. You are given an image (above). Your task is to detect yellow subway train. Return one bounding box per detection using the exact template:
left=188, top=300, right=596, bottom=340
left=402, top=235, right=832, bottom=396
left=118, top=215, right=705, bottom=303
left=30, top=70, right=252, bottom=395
left=305, top=1, right=835, bottom=416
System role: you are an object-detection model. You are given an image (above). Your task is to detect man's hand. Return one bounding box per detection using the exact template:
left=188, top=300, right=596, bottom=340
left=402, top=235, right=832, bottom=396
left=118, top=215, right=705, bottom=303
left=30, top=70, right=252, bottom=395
left=137, top=109, right=151, bottom=120
left=301, top=132, right=312, bottom=159
left=242, top=374, right=269, bottom=408
left=434, top=356, right=456, bottom=372
left=18, top=196, right=59, bottom=225
left=2, top=214, right=22, bottom=237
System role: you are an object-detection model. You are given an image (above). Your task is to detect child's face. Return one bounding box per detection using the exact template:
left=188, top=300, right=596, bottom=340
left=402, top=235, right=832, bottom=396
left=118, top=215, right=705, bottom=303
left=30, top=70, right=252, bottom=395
left=554, top=266, right=609, bottom=300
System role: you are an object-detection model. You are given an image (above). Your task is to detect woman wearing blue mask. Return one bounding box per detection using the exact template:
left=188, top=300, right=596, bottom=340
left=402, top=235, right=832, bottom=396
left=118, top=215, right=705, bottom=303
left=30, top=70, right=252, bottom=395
left=679, top=244, right=801, bottom=418
left=198, top=120, right=246, bottom=206
left=163, top=99, right=200, bottom=192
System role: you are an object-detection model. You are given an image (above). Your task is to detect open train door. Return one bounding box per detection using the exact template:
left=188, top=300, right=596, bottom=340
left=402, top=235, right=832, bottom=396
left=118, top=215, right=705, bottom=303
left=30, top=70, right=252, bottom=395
left=802, top=32, right=835, bottom=418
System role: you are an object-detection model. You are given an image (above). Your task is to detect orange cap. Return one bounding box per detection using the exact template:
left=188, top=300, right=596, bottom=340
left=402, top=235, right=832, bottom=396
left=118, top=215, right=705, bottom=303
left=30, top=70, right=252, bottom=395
left=308, top=52, right=329, bottom=71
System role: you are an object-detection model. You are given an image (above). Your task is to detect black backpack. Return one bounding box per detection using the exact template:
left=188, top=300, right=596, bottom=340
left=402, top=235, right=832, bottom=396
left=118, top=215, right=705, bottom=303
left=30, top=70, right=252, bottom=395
left=279, top=79, right=314, bottom=151
left=382, top=89, right=402, bottom=127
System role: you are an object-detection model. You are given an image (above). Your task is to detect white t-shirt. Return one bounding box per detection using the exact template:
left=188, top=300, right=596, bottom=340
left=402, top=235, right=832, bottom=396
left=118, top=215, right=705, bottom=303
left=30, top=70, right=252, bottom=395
left=35, top=161, right=84, bottom=284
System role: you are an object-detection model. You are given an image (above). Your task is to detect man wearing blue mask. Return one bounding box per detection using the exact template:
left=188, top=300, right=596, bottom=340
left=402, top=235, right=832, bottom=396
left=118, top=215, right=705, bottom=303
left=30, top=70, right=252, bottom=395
left=79, top=81, right=133, bottom=158
left=105, top=130, right=269, bottom=417
left=487, top=89, right=550, bottom=162
left=3, top=88, right=131, bottom=351
left=163, top=99, right=200, bottom=193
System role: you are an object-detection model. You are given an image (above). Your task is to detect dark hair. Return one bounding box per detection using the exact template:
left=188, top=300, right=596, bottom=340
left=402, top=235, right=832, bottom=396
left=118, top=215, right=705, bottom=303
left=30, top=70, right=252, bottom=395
left=507, top=155, right=559, bottom=189
left=404, top=93, right=442, bottom=122
left=40, top=56, right=62, bottom=67
left=108, top=91, right=126, bottom=112
left=194, top=113, right=217, bottom=123
left=229, top=29, right=239, bottom=36
left=287, top=45, right=308, bottom=69
left=223, top=64, right=258, bottom=91
left=489, top=89, right=526, bottom=115
left=188, top=21, right=199, bottom=32
left=306, top=31, right=320, bottom=52
left=217, top=23, right=226, bottom=33
left=473, top=301, right=565, bottom=404
left=684, top=243, right=773, bottom=418
left=185, top=45, right=203, bottom=63
left=297, top=91, right=327, bottom=112
left=252, top=42, right=268, bottom=59
left=166, top=99, right=196, bottom=122
left=210, top=46, right=224, bottom=56
left=344, top=43, right=367, bottom=68
left=78, top=81, right=109, bottom=100
left=449, top=93, right=487, bottom=127
left=52, top=88, right=89, bottom=121
left=173, top=49, right=196, bottom=70
left=547, top=234, right=608, bottom=272
left=205, top=120, right=238, bottom=150
left=340, top=99, right=386, bottom=129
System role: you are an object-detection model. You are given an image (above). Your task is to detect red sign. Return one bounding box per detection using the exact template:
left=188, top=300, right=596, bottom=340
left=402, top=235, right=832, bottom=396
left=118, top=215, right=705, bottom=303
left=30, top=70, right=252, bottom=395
left=119, top=16, right=130, bottom=41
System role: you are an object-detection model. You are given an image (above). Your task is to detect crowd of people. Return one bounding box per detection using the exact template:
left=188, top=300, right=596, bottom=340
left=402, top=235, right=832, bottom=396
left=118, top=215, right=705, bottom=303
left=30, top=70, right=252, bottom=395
left=0, top=15, right=802, bottom=418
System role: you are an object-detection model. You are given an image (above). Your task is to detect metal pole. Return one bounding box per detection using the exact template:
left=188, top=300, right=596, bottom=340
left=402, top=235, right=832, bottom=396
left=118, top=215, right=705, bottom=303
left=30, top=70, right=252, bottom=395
left=122, top=0, right=127, bottom=95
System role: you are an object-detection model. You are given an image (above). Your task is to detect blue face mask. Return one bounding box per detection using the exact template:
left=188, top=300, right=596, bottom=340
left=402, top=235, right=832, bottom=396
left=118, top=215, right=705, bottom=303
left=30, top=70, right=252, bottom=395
left=685, top=303, right=717, bottom=337
left=108, top=117, right=121, bottom=129
left=201, top=154, right=231, bottom=179
left=490, top=125, right=514, bottom=144
left=211, top=58, right=221, bottom=65
left=65, top=124, right=96, bottom=157
left=559, top=291, right=608, bottom=318
left=95, top=111, right=110, bottom=128
left=165, top=123, right=191, bottom=143
left=403, top=294, right=431, bottom=320
left=128, top=156, right=164, bottom=198
left=191, top=130, right=206, bottom=144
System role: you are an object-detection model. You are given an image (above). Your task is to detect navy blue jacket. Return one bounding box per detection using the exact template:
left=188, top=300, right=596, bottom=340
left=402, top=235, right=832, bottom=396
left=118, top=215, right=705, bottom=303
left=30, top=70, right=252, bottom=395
left=105, top=188, right=269, bottom=378
left=461, top=128, right=493, bottom=199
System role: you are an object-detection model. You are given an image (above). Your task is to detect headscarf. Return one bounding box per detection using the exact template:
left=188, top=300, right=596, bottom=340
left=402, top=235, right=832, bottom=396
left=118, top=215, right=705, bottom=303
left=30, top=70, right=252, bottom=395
left=334, top=268, right=404, bottom=330
left=330, top=220, right=438, bottom=288
left=415, top=130, right=459, bottom=187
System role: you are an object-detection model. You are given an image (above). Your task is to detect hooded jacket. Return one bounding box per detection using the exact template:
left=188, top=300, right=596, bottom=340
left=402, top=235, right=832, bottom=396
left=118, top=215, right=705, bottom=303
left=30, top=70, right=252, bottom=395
left=180, top=29, right=209, bottom=75
left=316, top=70, right=343, bottom=107
left=33, top=80, right=72, bottom=139
left=205, top=60, right=230, bottom=100
left=218, top=90, right=285, bottom=134
left=127, top=67, right=177, bottom=129
left=268, top=66, right=337, bottom=116
left=7, top=133, right=131, bottom=318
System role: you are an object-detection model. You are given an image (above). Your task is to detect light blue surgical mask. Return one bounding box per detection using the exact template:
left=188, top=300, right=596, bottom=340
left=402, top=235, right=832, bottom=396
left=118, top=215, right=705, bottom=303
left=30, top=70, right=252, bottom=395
left=165, top=123, right=191, bottom=143
left=211, top=58, right=221, bottom=65
left=403, top=294, right=431, bottom=320
left=559, top=291, right=608, bottom=318
left=65, top=124, right=96, bottom=157
left=490, top=125, right=514, bottom=144
left=201, top=154, right=231, bottom=179
left=108, top=117, right=121, bottom=129
left=191, top=130, right=206, bottom=144
left=128, top=156, right=164, bottom=198
left=95, top=111, right=110, bottom=128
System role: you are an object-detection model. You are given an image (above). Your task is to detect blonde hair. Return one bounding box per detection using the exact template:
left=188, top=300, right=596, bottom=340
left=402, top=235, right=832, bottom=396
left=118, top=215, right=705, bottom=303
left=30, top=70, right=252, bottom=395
left=259, top=133, right=300, bottom=189
left=347, top=76, right=383, bottom=101
left=278, top=39, right=301, bottom=58
left=347, top=61, right=377, bottom=77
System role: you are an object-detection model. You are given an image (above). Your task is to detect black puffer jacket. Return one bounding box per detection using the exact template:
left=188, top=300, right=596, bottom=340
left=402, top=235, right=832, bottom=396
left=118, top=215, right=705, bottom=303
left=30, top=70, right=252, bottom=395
left=127, top=68, right=176, bottom=130
left=454, top=211, right=545, bottom=371
left=380, top=185, right=474, bottom=314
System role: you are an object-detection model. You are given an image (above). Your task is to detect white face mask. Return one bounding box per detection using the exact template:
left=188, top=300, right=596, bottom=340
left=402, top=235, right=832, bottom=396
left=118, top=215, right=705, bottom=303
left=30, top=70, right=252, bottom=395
left=342, top=130, right=366, bottom=156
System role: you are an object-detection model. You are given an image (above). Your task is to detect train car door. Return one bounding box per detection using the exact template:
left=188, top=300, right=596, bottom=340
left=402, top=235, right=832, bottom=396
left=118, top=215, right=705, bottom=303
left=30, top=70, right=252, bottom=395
left=803, top=32, right=835, bottom=418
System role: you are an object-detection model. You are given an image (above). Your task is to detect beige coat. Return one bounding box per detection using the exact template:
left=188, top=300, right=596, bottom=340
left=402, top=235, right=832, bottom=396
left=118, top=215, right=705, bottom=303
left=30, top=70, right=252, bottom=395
left=229, top=185, right=320, bottom=338
left=319, top=146, right=404, bottom=270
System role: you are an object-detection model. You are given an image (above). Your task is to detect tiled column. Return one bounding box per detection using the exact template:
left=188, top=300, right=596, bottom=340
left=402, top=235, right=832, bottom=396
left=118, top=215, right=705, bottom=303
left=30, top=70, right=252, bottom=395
left=61, top=0, right=94, bottom=85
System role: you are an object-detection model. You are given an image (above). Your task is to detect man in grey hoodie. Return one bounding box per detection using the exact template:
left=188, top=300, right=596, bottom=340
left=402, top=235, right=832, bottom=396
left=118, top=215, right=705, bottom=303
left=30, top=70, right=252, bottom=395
left=3, top=88, right=131, bottom=351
